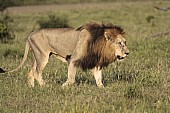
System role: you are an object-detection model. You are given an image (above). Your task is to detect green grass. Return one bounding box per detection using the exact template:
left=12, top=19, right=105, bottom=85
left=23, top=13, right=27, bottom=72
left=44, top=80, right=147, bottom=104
left=0, top=1, right=170, bottom=113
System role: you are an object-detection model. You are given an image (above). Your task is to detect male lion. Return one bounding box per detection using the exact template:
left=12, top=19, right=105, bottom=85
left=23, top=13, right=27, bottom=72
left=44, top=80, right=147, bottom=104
left=0, top=21, right=129, bottom=87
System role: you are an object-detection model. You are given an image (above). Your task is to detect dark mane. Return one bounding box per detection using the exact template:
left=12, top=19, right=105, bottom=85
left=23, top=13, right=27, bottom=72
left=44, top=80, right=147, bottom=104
left=76, top=22, right=124, bottom=43
left=74, top=21, right=124, bottom=70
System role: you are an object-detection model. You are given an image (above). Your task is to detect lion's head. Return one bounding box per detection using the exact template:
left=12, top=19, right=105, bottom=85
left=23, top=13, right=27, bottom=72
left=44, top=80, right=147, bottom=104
left=75, top=22, right=129, bottom=70
left=104, top=29, right=129, bottom=61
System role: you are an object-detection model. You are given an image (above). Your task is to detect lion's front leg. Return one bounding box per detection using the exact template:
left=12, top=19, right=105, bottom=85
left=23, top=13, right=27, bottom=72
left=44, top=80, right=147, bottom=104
left=92, top=67, right=104, bottom=88
left=62, top=61, right=76, bottom=87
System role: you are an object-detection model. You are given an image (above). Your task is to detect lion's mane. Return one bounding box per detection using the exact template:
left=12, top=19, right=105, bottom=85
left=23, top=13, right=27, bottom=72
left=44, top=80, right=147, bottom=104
left=74, top=22, right=124, bottom=70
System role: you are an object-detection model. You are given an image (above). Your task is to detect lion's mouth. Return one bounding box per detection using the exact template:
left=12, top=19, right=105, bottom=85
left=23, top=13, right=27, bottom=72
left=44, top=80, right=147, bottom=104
left=116, top=55, right=125, bottom=61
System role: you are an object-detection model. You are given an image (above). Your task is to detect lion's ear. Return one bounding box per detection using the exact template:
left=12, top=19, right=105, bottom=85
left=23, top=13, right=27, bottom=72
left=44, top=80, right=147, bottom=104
left=104, top=32, right=110, bottom=41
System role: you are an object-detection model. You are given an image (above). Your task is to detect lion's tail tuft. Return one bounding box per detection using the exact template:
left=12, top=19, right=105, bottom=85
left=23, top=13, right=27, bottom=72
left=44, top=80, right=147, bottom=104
left=0, top=68, right=6, bottom=73
left=0, top=41, right=30, bottom=74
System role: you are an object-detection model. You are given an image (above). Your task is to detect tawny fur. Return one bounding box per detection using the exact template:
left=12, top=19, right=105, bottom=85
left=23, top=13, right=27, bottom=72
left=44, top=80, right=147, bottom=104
left=0, top=21, right=129, bottom=87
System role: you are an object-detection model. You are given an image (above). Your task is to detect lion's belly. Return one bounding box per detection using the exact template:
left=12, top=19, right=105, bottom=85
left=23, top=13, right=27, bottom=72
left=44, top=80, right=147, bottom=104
left=47, top=30, right=80, bottom=57
left=51, top=39, right=78, bottom=56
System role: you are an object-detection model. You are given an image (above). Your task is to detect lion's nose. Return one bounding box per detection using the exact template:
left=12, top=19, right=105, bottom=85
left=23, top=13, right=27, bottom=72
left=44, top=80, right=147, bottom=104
left=125, top=51, right=129, bottom=55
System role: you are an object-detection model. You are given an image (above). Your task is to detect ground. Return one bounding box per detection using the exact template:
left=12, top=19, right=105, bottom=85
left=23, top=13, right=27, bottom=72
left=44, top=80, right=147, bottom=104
left=0, top=1, right=170, bottom=113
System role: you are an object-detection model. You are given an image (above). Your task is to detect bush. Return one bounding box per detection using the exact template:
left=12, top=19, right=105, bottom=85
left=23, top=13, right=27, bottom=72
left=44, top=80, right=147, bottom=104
left=37, top=14, right=70, bottom=29
left=146, top=15, right=155, bottom=23
left=0, top=15, right=15, bottom=43
left=0, top=0, right=15, bottom=11
left=3, top=49, right=23, bottom=58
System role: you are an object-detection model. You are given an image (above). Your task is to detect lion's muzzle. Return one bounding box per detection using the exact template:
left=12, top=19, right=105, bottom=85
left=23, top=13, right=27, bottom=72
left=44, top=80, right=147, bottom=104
left=116, top=50, right=129, bottom=61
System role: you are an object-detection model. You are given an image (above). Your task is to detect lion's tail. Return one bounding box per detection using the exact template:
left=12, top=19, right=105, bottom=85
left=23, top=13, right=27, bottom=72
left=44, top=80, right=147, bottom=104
left=0, top=41, right=30, bottom=73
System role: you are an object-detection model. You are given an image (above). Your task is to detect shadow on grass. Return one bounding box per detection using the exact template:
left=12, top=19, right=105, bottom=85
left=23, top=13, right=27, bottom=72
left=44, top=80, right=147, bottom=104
left=54, top=75, right=97, bottom=86
left=62, top=69, right=139, bottom=87
left=50, top=65, right=139, bottom=87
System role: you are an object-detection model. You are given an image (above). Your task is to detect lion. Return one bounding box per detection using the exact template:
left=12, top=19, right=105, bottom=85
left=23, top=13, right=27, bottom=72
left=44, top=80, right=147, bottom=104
left=0, top=21, right=129, bottom=87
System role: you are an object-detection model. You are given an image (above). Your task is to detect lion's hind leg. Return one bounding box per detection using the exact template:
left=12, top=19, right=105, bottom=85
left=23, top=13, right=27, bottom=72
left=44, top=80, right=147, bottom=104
left=28, top=58, right=36, bottom=87
left=28, top=37, right=50, bottom=87
left=33, top=53, right=49, bottom=87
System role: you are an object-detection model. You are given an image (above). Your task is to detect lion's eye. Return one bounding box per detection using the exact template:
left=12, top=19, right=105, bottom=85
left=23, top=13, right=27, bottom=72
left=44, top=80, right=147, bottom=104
left=118, top=42, right=122, bottom=45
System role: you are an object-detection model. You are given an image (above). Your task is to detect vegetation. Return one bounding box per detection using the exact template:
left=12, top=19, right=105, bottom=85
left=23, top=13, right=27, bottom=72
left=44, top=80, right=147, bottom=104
left=0, top=0, right=152, bottom=7
left=0, top=1, right=170, bottom=113
left=38, top=14, right=70, bottom=29
left=0, top=15, right=15, bottom=43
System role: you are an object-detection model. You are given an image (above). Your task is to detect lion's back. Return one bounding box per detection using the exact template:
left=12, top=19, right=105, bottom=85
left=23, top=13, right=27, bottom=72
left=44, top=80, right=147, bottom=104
left=44, top=28, right=81, bottom=56
left=29, top=27, right=91, bottom=59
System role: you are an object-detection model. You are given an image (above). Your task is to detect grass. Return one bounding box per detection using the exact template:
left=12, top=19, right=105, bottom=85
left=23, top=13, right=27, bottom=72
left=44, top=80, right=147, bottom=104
left=0, top=1, right=170, bottom=113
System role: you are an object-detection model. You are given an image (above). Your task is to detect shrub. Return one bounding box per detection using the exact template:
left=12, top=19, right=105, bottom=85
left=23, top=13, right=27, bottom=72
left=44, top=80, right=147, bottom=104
left=37, top=14, right=70, bottom=29
left=0, top=15, right=15, bottom=43
left=146, top=15, right=155, bottom=23
left=3, top=49, right=23, bottom=58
